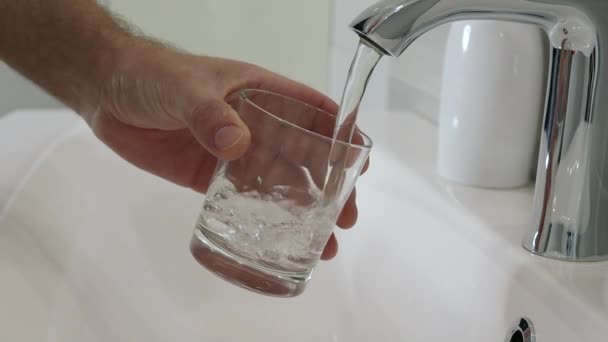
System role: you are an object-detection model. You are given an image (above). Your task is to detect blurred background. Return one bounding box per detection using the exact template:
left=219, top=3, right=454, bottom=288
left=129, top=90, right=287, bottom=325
left=0, top=0, right=450, bottom=120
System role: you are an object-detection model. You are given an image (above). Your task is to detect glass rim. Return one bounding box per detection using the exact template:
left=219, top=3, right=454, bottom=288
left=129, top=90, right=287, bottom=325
left=239, top=89, right=373, bottom=150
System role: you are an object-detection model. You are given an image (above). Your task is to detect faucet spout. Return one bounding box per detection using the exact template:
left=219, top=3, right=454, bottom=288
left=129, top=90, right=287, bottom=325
left=351, top=0, right=595, bottom=57
left=351, top=0, right=608, bottom=261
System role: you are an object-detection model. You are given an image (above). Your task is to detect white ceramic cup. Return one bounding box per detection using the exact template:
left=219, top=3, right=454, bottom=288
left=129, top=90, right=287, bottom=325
left=437, top=21, right=546, bottom=188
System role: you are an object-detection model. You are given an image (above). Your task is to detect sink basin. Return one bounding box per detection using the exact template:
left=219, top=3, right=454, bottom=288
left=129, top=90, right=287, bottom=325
left=1, top=109, right=607, bottom=341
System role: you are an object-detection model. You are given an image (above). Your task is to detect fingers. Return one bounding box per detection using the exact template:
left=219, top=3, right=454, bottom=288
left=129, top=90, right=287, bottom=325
left=362, top=156, right=370, bottom=174
left=89, top=110, right=219, bottom=194
left=320, top=233, right=338, bottom=260
left=183, top=99, right=251, bottom=161
left=337, top=188, right=358, bottom=229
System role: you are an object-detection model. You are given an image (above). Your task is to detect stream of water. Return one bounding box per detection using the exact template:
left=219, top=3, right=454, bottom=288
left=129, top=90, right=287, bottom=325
left=324, top=40, right=382, bottom=198
left=332, top=40, right=383, bottom=144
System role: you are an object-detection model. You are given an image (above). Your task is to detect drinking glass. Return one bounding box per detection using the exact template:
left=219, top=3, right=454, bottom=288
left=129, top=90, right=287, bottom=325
left=190, top=89, right=372, bottom=297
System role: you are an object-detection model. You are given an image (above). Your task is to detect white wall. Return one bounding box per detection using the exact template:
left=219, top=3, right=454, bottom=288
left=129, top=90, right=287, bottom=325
left=0, top=1, right=333, bottom=117
left=329, top=0, right=450, bottom=117
left=391, top=25, right=450, bottom=98
left=112, top=0, right=450, bottom=114
left=388, top=25, right=450, bottom=120
left=0, top=0, right=452, bottom=118
left=0, top=63, right=62, bottom=116
left=111, top=0, right=331, bottom=92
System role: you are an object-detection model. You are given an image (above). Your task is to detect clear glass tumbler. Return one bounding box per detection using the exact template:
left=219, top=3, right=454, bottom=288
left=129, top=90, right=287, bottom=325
left=190, top=89, right=372, bottom=297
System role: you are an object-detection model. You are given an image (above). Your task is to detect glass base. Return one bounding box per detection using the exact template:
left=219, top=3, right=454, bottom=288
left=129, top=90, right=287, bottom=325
left=189, top=230, right=310, bottom=298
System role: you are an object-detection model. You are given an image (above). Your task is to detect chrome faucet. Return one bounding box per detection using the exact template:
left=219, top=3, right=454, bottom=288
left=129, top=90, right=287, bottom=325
left=351, top=0, right=607, bottom=261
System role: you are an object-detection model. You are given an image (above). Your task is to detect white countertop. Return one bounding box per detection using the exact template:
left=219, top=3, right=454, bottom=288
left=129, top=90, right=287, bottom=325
left=0, top=110, right=82, bottom=211
left=1, top=109, right=607, bottom=341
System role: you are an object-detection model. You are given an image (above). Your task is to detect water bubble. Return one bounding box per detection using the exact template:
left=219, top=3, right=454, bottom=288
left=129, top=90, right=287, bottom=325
left=213, top=191, right=229, bottom=201
left=263, top=250, right=280, bottom=260
left=276, top=220, right=298, bottom=232
left=287, top=255, right=306, bottom=264
left=203, top=202, right=221, bottom=213
left=198, top=175, right=330, bottom=271
left=254, top=228, right=262, bottom=240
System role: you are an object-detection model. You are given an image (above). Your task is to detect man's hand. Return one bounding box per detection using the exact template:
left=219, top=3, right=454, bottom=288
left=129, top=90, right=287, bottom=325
left=88, top=44, right=363, bottom=259
left=0, top=0, right=365, bottom=259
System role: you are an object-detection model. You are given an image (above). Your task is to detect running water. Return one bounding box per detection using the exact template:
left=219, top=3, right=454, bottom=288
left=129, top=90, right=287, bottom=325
left=332, top=40, right=382, bottom=143
left=324, top=40, right=382, bottom=196
left=196, top=175, right=333, bottom=273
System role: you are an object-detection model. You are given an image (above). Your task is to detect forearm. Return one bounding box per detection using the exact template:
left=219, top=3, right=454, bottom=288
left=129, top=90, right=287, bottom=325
left=0, top=0, right=130, bottom=114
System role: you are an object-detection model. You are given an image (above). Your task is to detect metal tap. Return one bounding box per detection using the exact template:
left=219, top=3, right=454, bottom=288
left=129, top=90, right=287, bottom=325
left=351, top=0, right=607, bottom=261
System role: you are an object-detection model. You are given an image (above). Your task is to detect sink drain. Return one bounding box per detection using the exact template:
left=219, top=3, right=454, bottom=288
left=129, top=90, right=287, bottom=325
left=506, top=318, right=535, bottom=342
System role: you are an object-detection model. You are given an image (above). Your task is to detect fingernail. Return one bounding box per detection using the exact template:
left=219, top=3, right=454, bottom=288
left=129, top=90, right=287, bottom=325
left=214, top=126, right=244, bottom=151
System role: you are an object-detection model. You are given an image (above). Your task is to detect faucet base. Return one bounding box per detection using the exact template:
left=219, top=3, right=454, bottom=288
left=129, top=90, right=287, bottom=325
left=351, top=0, right=608, bottom=262
left=523, top=228, right=608, bottom=263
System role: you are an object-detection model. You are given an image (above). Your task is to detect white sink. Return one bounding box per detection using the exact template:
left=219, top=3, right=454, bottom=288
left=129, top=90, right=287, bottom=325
left=1, top=109, right=607, bottom=341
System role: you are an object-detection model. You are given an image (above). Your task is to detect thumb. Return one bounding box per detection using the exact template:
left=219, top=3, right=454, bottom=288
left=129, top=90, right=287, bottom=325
left=183, top=98, right=251, bottom=160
